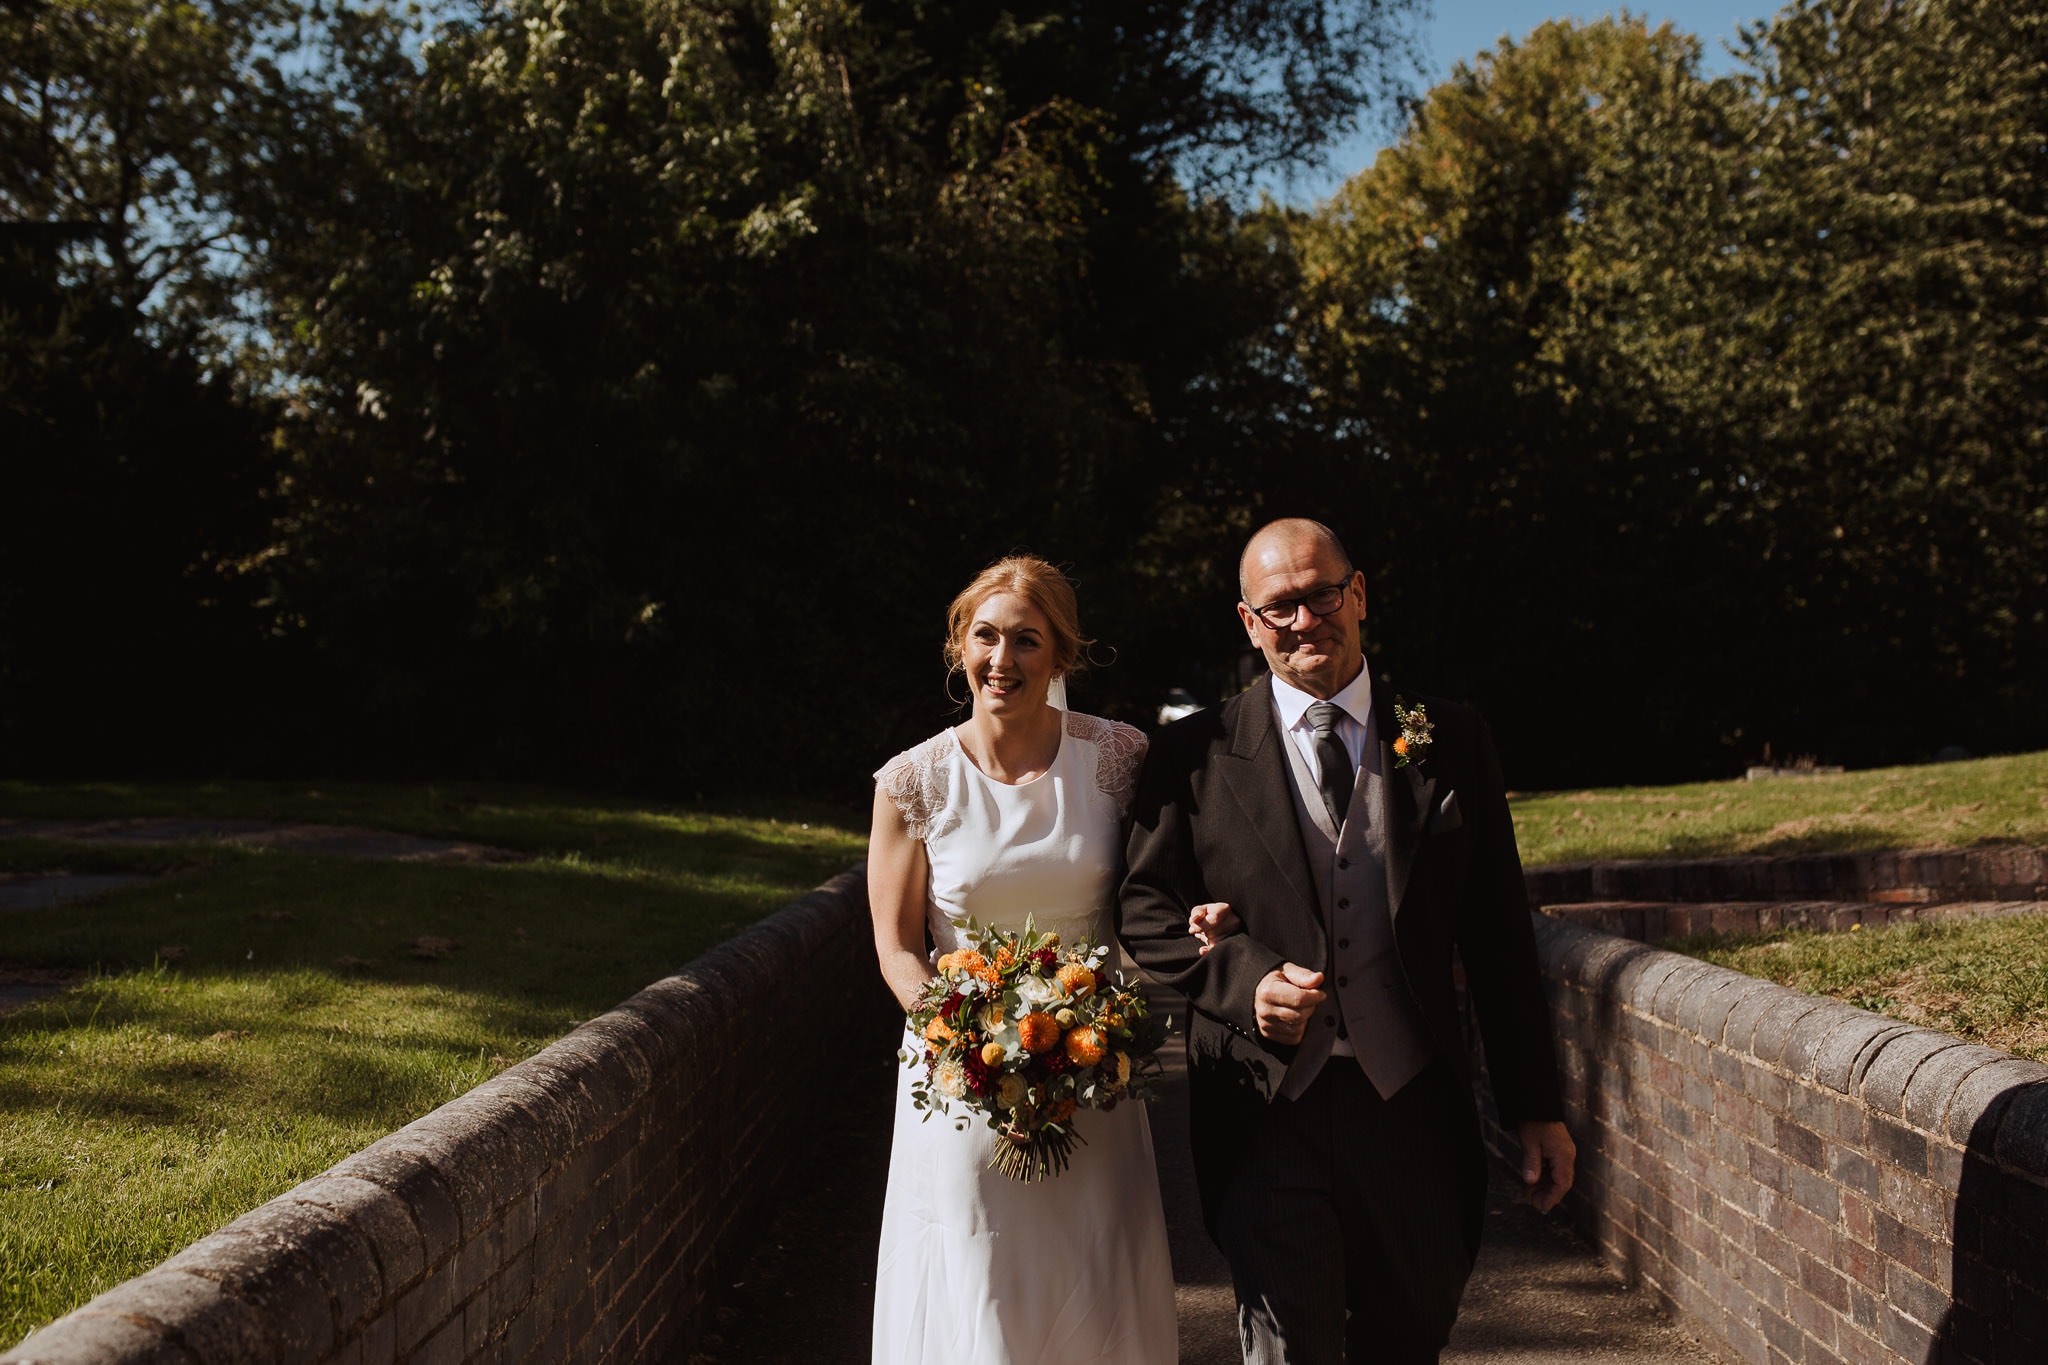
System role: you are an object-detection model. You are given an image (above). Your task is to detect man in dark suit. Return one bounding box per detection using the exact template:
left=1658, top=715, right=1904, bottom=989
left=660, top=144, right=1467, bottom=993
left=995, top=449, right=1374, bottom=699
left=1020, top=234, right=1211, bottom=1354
left=1119, top=517, right=1574, bottom=1364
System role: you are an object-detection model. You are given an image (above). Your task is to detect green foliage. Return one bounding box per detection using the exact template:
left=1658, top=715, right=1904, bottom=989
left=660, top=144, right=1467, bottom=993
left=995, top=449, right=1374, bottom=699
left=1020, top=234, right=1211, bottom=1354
left=1295, top=6, right=2048, bottom=784
left=0, top=1, right=306, bottom=775
left=9, top=0, right=2044, bottom=795
left=223, top=0, right=1415, bottom=788
left=0, top=0, right=304, bottom=326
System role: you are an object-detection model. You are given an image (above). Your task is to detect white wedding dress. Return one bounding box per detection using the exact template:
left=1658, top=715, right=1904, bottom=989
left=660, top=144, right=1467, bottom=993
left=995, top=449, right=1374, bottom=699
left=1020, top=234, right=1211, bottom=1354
left=871, top=710, right=1178, bottom=1365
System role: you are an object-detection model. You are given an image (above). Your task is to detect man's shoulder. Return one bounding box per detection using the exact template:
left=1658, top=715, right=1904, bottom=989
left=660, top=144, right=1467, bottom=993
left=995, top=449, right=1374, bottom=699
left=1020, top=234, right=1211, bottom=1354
left=1139, top=685, right=1256, bottom=775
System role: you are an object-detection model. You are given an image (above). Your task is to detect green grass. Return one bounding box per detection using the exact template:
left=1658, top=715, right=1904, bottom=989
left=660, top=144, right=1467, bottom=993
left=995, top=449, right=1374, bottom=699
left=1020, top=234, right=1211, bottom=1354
left=1674, top=916, right=2048, bottom=1063
left=0, top=782, right=865, bottom=1346
left=1509, top=750, right=2048, bottom=866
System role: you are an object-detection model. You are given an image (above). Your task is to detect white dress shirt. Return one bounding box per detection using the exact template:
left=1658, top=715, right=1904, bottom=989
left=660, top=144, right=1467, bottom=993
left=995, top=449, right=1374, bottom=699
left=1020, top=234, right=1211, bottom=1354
left=1270, top=666, right=1378, bottom=786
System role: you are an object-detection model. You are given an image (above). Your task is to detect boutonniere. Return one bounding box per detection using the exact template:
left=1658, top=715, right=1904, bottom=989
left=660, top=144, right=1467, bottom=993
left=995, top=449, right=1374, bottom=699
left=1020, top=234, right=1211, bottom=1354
left=1392, top=696, right=1433, bottom=770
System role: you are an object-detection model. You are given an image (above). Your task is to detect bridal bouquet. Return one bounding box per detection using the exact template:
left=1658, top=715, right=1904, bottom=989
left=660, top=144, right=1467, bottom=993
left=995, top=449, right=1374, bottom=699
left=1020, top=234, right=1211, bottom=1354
left=903, top=918, right=1167, bottom=1182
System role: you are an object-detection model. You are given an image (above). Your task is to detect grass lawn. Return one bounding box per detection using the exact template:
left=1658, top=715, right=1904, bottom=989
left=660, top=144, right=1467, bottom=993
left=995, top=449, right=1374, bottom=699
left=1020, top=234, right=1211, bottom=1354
left=1508, top=749, right=2048, bottom=866
left=1673, top=916, right=2048, bottom=1063
left=0, top=781, right=865, bottom=1346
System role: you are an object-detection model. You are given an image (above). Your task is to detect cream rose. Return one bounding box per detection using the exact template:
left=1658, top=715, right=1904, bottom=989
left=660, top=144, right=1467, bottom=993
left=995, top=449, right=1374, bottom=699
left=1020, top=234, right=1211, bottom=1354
left=935, top=1059, right=967, bottom=1099
left=1014, top=974, right=1060, bottom=1008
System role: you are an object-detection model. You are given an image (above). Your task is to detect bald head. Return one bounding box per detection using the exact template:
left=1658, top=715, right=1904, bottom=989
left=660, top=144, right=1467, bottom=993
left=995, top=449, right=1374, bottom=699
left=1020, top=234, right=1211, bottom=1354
left=1238, top=518, right=1352, bottom=600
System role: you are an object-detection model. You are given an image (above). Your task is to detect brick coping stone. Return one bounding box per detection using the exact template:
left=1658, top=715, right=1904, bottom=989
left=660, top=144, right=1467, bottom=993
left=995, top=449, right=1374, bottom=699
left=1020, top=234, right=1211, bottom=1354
left=1525, top=844, right=2048, bottom=908
left=1539, top=898, right=2048, bottom=943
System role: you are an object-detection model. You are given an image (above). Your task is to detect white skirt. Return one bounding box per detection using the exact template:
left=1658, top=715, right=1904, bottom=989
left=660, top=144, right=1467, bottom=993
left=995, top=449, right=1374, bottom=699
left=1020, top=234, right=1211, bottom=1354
left=871, top=1033, right=1179, bottom=1364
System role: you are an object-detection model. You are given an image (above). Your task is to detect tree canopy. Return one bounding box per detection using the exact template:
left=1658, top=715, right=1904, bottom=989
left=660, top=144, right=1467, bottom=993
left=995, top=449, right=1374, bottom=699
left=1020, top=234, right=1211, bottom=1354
left=4, top=0, right=2043, bottom=792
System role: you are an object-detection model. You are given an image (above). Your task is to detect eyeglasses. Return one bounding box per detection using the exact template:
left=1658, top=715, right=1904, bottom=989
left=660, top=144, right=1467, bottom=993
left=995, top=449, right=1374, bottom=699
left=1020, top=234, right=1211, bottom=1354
left=1245, top=575, right=1355, bottom=630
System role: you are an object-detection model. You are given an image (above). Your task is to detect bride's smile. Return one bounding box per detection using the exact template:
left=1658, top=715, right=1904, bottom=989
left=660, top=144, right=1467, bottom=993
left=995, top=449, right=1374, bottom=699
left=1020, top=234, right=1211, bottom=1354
left=964, top=592, right=1056, bottom=712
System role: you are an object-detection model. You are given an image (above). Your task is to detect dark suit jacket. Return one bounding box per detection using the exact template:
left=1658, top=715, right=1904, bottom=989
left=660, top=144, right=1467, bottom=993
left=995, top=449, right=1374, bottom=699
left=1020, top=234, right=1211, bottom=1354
left=1118, top=672, right=1563, bottom=1222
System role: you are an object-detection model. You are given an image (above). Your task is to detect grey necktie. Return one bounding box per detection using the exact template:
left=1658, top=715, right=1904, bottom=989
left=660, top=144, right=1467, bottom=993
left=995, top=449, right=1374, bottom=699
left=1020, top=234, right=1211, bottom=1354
left=1306, top=701, right=1354, bottom=829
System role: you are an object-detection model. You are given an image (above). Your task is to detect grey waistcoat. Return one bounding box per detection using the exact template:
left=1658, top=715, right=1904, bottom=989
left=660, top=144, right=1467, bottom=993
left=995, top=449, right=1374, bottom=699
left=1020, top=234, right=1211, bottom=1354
left=1275, top=723, right=1433, bottom=1102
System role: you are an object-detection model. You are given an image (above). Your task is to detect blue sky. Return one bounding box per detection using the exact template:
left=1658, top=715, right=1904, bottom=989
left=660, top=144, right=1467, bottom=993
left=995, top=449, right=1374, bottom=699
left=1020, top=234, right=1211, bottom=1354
left=1264, top=2, right=1773, bottom=203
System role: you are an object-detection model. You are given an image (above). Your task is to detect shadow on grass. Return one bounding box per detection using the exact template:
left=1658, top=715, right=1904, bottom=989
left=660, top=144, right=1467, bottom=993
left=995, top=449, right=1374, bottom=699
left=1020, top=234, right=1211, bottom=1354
left=0, top=831, right=857, bottom=1006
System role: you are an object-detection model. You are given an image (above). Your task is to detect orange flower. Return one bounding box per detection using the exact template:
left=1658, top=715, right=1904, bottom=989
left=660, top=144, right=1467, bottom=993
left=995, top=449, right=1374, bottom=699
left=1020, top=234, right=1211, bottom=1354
left=994, top=946, right=1016, bottom=971
left=1047, top=1097, right=1077, bottom=1123
left=924, top=1017, right=957, bottom=1044
left=949, top=950, right=1001, bottom=986
left=1055, top=963, right=1096, bottom=997
left=1392, top=735, right=1410, bottom=757
left=1064, top=1026, right=1106, bottom=1066
left=1018, top=1012, right=1061, bottom=1054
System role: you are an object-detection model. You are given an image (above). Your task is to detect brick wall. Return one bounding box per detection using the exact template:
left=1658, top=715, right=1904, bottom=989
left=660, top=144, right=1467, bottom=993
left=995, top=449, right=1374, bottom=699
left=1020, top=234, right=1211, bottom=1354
left=1526, top=846, right=2048, bottom=908
left=3, top=865, right=893, bottom=1365
left=1532, top=914, right=2048, bottom=1365
left=1541, top=899, right=2048, bottom=942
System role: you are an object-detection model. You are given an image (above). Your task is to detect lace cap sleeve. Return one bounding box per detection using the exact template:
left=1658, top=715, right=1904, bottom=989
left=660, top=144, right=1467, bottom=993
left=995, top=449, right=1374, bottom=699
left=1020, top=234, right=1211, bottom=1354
left=875, top=733, right=954, bottom=842
left=1064, top=711, right=1149, bottom=817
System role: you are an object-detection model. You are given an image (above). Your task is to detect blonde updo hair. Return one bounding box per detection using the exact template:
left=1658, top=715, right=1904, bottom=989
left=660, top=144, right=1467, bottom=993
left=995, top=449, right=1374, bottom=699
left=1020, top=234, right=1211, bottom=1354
left=943, top=555, right=1092, bottom=680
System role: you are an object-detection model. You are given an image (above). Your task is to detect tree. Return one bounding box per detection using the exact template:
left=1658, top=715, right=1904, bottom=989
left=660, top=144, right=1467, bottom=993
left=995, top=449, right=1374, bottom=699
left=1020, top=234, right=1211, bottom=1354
left=1712, top=0, right=2048, bottom=760
left=0, top=0, right=304, bottom=771
left=1292, top=17, right=1751, bottom=782
left=225, top=0, right=1422, bottom=788
left=1291, top=5, right=2048, bottom=784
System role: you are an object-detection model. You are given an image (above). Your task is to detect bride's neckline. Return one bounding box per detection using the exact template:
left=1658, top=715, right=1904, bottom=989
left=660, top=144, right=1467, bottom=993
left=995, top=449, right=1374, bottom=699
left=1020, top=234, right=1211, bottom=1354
left=949, top=714, right=1064, bottom=788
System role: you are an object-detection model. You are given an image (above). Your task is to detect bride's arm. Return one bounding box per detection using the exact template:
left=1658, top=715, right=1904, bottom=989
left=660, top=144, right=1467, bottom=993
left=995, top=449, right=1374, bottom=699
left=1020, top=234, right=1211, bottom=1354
left=870, top=787, right=936, bottom=1012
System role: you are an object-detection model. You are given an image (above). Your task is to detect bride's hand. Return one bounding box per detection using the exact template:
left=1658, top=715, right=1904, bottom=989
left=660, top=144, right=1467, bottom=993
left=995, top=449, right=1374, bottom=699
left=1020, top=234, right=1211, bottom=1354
left=1187, top=901, right=1241, bottom=956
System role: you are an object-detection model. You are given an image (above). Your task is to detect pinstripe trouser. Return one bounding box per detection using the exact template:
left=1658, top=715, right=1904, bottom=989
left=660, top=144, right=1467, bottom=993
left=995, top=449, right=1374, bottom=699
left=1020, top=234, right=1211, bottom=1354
left=1214, top=1062, right=1486, bottom=1364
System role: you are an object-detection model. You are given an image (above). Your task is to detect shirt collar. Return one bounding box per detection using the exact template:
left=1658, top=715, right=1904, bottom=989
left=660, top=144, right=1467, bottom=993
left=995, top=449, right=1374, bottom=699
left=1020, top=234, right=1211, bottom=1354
left=1270, top=664, right=1375, bottom=734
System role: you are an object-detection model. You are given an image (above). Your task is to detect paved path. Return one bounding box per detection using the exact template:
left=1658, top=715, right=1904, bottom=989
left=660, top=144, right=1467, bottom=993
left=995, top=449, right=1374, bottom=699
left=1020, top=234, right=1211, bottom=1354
left=0, top=872, right=154, bottom=912
left=691, top=1046, right=1725, bottom=1364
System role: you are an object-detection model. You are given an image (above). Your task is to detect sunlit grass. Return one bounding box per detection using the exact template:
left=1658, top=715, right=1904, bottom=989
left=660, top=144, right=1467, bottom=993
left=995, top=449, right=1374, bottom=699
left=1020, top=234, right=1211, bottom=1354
left=1674, top=916, right=2048, bottom=1063
left=1510, top=750, right=2048, bottom=865
left=0, top=783, right=865, bottom=1345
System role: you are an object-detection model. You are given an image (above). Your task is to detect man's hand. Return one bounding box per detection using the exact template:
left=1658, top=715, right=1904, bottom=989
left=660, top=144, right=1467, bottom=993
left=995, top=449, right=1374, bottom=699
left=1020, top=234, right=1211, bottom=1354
left=1187, top=901, right=1242, bottom=955
left=1517, top=1120, right=1576, bottom=1212
left=1254, top=963, right=1327, bottom=1044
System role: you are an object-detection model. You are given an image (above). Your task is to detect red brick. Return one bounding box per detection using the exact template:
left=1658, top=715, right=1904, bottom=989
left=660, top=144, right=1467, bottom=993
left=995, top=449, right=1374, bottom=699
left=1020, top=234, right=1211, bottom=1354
left=1885, top=1262, right=1950, bottom=1334
left=1800, top=1257, right=1851, bottom=1312
left=1878, top=1165, right=1951, bottom=1242
left=1840, top=1189, right=1875, bottom=1245
left=1834, top=1322, right=1892, bottom=1365
left=1786, top=1283, right=1838, bottom=1348
left=1836, top=1230, right=1885, bottom=1293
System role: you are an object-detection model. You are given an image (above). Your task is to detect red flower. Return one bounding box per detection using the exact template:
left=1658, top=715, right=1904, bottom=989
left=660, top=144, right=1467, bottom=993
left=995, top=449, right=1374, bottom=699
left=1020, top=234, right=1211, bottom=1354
left=962, top=1046, right=995, bottom=1097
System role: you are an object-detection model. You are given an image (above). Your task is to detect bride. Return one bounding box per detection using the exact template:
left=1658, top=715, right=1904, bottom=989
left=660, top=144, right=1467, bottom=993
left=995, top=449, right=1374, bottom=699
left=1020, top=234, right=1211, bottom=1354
left=868, top=555, right=1178, bottom=1364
